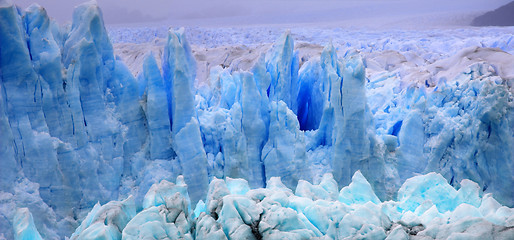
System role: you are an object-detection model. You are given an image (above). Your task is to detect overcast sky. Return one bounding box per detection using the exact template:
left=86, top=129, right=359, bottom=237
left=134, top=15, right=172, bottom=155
left=11, top=0, right=513, bottom=27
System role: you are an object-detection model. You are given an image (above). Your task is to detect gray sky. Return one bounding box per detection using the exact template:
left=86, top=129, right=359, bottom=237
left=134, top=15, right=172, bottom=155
left=11, top=0, right=513, bottom=27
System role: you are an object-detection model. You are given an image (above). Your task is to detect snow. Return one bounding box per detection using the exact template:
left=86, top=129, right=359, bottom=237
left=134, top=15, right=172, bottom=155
left=1, top=1, right=514, bottom=239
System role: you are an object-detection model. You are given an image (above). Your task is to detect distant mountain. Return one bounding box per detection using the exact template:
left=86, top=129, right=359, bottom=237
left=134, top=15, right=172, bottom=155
left=472, top=1, right=514, bottom=26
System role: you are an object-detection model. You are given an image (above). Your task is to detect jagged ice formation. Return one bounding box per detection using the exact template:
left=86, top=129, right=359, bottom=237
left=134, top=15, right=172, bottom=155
left=0, top=1, right=513, bottom=239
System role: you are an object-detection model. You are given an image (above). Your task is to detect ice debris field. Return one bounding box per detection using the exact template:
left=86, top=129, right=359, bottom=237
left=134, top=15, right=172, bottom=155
left=1, top=1, right=514, bottom=240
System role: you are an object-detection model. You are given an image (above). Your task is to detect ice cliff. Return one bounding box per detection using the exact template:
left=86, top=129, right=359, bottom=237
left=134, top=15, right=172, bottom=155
left=0, top=1, right=513, bottom=239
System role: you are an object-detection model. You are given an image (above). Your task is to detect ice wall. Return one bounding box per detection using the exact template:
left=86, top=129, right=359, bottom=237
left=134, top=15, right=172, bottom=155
left=0, top=1, right=513, bottom=239
left=0, top=1, right=149, bottom=238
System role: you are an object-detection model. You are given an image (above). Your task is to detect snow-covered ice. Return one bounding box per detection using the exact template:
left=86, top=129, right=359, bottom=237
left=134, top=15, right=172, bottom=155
left=1, top=0, right=514, bottom=239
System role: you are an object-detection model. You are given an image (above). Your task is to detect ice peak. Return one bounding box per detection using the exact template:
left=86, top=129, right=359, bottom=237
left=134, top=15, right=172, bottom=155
left=339, top=170, right=381, bottom=205
left=13, top=208, right=43, bottom=240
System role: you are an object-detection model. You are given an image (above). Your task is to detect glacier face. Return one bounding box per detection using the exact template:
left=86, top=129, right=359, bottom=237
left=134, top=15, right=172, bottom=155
left=0, top=1, right=514, bottom=239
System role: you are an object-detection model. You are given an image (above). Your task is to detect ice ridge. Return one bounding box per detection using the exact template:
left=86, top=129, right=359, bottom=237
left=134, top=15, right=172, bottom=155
left=0, top=1, right=513, bottom=239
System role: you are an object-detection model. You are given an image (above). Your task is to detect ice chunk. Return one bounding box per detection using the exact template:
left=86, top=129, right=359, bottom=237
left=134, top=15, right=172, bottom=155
left=302, top=200, right=348, bottom=235
left=218, top=195, right=263, bottom=239
left=449, top=204, right=482, bottom=223
left=455, top=179, right=482, bottom=208
left=258, top=205, right=317, bottom=239
left=337, top=202, right=390, bottom=239
left=419, top=205, right=442, bottom=226
left=295, top=173, right=338, bottom=202
left=142, top=176, right=190, bottom=209
left=479, top=193, right=502, bottom=217
left=194, top=213, right=228, bottom=240
left=205, top=178, right=230, bottom=218
left=319, top=173, right=340, bottom=201
left=399, top=211, right=422, bottom=227
left=339, top=170, right=381, bottom=205
left=420, top=217, right=514, bottom=240
left=226, top=177, right=250, bottom=196
left=123, top=191, right=193, bottom=240
left=122, top=206, right=184, bottom=240
left=70, top=196, right=136, bottom=240
left=194, top=200, right=206, bottom=218
left=397, top=172, right=458, bottom=213
left=13, top=208, right=43, bottom=240
left=295, top=180, right=332, bottom=201
left=385, top=225, right=408, bottom=240
left=266, top=177, right=294, bottom=196
left=353, top=224, right=387, bottom=240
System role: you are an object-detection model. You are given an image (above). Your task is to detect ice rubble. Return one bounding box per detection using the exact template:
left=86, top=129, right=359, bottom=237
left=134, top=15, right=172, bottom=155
left=0, top=0, right=513, bottom=239
left=17, top=172, right=514, bottom=240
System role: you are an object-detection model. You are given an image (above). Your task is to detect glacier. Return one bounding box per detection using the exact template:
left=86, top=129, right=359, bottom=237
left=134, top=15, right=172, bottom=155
left=17, top=172, right=514, bottom=239
left=0, top=0, right=514, bottom=239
